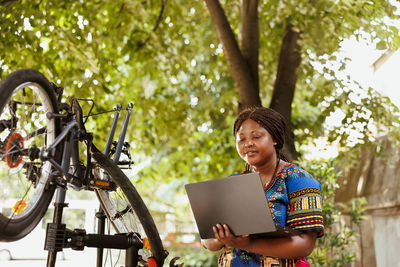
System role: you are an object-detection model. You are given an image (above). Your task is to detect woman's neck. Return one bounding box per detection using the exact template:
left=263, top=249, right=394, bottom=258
left=254, top=157, right=281, bottom=186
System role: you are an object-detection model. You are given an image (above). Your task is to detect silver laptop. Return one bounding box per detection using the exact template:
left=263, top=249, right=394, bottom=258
left=185, top=172, right=299, bottom=239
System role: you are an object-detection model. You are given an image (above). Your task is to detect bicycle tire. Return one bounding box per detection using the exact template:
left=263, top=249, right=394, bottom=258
left=92, top=151, right=165, bottom=267
left=0, top=69, right=59, bottom=241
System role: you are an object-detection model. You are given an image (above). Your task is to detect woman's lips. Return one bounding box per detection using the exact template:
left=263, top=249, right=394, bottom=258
left=245, top=150, right=257, bottom=157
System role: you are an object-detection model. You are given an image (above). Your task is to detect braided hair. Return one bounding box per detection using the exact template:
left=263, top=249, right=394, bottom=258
left=233, top=106, right=289, bottom=165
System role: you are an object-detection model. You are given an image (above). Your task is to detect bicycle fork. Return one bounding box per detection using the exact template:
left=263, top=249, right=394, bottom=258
left=96, top=103, right=133, bottom=267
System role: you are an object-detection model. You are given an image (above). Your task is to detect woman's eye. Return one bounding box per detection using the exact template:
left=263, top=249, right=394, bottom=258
left=236, top=138, right=244, bottom=142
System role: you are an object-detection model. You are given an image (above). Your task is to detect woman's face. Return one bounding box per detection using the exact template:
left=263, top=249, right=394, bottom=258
left=235, top=119, right=276, bottom=168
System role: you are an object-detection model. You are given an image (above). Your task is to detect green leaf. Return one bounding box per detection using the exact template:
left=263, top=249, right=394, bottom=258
left=375, top=40, right=387, bottom=50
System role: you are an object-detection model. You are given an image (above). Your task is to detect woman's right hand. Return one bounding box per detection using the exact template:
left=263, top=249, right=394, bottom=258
left=213, top=223, right=251, bottom=250
left=201, top=237, right=224, bottom=251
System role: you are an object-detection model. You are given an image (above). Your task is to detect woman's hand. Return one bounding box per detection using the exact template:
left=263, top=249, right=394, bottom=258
left=201, top=238, right=224, bottom=251
left=213, top=224, right=251, bottom=249
left=211, top=224, right=318, bottom=259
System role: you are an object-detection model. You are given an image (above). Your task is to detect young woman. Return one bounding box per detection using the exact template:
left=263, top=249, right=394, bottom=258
left=202, top=107, right=324, bottom=266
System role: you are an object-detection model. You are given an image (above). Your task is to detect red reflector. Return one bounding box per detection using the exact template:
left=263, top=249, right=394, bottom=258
left=148, top=257, right=157, bottom=267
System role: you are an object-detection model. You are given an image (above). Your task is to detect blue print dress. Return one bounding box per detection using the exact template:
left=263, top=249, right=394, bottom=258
left=218, top=164, right=324, bottom=267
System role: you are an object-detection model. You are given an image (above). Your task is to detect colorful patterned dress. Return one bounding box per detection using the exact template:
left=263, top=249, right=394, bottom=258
left=218, top=164, right=324, bottom=267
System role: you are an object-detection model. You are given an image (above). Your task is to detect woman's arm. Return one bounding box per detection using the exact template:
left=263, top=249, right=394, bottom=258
left=213, top=224, right=317, bottom=259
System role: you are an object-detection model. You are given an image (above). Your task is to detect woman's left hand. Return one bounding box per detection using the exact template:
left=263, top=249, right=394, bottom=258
left=213, top=224, right=251, bottom=249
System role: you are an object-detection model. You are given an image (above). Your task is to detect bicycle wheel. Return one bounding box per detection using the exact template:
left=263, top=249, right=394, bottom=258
left=92, top=151, right=166, bottom=267
left=0, top=69, right=59, bottom=241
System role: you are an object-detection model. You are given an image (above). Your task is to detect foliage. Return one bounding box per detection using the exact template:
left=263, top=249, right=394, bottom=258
left=0, top=0, right=243, bottom=188
left=258, top=0, right=400, bottom=144
left=297, top=158, right=367, bottom=266
left=1, top=1, right=400, bottom=189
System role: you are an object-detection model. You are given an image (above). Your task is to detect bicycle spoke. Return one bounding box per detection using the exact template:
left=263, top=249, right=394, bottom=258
left=0, top=144, right=19, bottom=158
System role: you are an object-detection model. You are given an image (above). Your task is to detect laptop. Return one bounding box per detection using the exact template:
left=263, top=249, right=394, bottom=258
left=185, top=172, right=299, bottom=239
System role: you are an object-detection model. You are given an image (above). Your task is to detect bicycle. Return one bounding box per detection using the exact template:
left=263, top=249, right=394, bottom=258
left=0, top=68, right=173, bottom=267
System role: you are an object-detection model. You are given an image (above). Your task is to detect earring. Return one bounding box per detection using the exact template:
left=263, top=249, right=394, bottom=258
left=245, top=163, right=251, bottom=173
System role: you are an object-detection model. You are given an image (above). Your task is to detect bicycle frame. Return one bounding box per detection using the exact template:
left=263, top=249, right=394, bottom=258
left=40, top=99, right=139, bottom=267
left=0, top=69, right=169, bottom=266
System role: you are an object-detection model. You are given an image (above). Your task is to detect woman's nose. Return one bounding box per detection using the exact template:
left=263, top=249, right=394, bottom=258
left=244, top=140, right=254, bottom=147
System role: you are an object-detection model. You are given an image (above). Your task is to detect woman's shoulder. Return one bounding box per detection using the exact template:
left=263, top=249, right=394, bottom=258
left=281, top=164, right=322, bottom=191
left=280, top=164, right=313, bottom=179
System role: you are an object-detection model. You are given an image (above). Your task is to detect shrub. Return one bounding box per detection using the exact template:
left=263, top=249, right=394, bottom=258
left=297, top=159, right=366, bottom=266
left=166, top=247, right=219, bottom=267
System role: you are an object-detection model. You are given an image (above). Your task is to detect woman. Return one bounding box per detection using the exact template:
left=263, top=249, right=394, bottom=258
left=202, top=107, right=324, bottom=266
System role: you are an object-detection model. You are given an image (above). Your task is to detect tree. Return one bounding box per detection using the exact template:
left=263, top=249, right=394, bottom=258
left=0, top=0, right=399, bottom=184
left=203, top=0, right=400, bottom=160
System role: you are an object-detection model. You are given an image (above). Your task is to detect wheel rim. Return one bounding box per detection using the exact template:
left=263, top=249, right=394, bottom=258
left=0, top=82, right=56, bottom=220
left=94, top=166, right=152, bottom=260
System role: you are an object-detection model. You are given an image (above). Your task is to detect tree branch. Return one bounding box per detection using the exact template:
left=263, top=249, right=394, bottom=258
left=204, top=0, right=261, bottom=110
left=0, top=0, right=19, bottom=4
left=135, top=0, right=167, bottom=51
left=151, top=0, right=166, bottom=32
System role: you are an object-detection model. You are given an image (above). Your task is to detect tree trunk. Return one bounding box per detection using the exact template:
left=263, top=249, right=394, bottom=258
left=204, top=0, right=261, bottom=111
left=240, top=0, right=260, bottom=111
left=269, top=24, right=301, bottom=161
left=205, top=0, right=299, bottom=160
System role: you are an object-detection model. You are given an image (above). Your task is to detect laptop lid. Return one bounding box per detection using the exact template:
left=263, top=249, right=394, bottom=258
left=185, top=172, right=292, bottom=239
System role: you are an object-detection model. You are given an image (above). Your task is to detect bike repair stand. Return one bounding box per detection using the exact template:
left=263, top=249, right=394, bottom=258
left=45, top=123, right=76, bottom=267
left=44, top=104, right=142, bottom=267
left=45, top=222, right=143, bottom=267
left=95, top=207, right=107, bottom=267
left=44, top=167, right=143, bottom=267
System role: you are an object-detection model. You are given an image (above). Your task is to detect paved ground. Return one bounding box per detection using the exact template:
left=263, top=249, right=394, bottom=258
left=1, top=258, right=125, bottom=267
left=0, top=248, right=126, bottom=267
left=1, top=259, right=92, bottom=267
